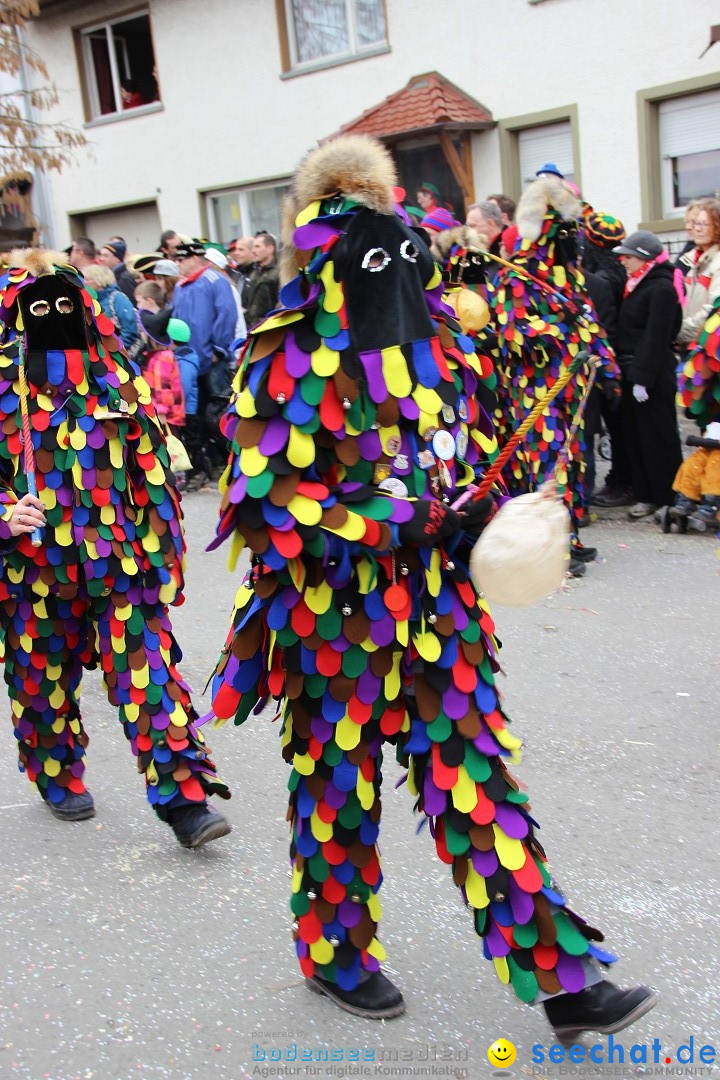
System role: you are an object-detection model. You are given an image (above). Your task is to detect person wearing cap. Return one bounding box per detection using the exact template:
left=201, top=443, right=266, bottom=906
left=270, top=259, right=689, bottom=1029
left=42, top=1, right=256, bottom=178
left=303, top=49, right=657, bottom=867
left=171, top=239, right=238, bottom=477
left=419, top=206, right=461, bottom=239
left=415, top=180, right=441, bottom=214
left=491, top=175, right=620, bottom=570
left=580, top=213, right=629, bottom=507
left=131, top=253, right=160, bottom=281
left=204, top=247, right=247, bottom=347
left=613, top=230, right=683, bottom=518
left=535, top=162, right=564, bottom=180
left=167, top=317, right=207, bottom=490
left=152, top=258, right=180, bottom=305
left=98, top=240, right=137, bottom=305
left=465, top=201, right=503, bottom=257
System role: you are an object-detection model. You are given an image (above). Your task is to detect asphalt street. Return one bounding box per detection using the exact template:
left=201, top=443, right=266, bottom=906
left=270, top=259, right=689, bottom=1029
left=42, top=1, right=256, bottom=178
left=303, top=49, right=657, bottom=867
left=0, top=490, right=717, bottom=1080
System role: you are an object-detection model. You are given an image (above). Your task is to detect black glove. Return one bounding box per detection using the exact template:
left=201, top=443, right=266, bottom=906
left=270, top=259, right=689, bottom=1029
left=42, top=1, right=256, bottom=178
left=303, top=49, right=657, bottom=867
left=397, top=500, right=461, bottom=547
left=602, top=381, right=622, bottom=411
left=458, top=494, right=496, bottom=537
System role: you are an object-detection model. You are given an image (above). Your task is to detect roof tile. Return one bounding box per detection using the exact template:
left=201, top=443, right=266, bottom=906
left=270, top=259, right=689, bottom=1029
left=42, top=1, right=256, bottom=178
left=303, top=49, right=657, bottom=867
left=332, top=71, right=493, bottom=140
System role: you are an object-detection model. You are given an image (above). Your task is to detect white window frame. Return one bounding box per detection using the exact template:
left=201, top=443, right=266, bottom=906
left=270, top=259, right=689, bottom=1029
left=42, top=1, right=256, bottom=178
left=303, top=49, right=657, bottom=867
left=79, top=10, right=159, bottom=123
left=205, top=179, right=292, bottom=243
left=658, top=89, right=720, bottom=217
left=283, top=0, right=388, bottom=74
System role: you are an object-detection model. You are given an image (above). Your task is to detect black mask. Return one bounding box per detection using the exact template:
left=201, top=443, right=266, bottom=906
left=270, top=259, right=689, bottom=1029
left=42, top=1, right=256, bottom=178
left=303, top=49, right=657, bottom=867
left=332, top=209, right=436, bottom=352
left=18, top=276, right=88, bottom=352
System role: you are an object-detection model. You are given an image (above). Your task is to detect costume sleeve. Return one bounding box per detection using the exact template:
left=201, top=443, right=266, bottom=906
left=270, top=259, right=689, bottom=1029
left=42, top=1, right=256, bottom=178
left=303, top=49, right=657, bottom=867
left=210, top=320, right=415, bottom=576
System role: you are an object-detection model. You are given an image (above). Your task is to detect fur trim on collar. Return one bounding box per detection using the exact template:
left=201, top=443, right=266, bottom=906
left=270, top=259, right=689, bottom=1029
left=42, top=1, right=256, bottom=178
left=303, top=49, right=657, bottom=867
left=280, top=135, right=397, bottom=283
left=516, top=178, right=581, bottom=243
left=431, top=225, right=487, bottom=261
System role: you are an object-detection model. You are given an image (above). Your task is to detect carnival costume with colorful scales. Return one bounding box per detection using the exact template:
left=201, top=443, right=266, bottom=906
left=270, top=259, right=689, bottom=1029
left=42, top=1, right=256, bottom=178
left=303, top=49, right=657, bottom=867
left=0, top=251, right=228, bottom=813
left=491, top=178, right=620, bottom=537
left=207, top=137, right=615, bottom=1003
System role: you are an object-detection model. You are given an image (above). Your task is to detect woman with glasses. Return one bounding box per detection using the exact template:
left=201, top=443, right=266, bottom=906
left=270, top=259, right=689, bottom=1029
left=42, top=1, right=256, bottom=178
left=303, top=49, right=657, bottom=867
left=677, top=197, right=720, bottom=348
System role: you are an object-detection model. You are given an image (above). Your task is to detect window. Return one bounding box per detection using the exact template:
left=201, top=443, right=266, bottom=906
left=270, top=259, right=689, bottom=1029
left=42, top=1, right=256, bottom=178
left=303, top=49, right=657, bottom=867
left=659, top=89, right=720, bottom=215
left=205, top=181, right=291, bottom=246
left=79, top=12, right=160, bottom=121
left=498, top=106, right=580, bottom=203
left=280, top=0, right=388, bottom=72
left=518, top=121, right=575, bottom=187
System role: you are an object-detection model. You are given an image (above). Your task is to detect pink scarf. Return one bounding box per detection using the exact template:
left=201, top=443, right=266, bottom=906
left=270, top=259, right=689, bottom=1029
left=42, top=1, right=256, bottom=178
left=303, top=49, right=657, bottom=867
left=623, top=249, right=685, bottom=304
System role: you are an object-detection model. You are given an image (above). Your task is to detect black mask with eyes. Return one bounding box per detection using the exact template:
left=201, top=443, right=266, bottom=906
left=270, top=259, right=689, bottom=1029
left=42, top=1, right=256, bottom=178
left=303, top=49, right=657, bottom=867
left=18, top=276, right=88, bottom=353
left=332, top=209, right=437, bottom=352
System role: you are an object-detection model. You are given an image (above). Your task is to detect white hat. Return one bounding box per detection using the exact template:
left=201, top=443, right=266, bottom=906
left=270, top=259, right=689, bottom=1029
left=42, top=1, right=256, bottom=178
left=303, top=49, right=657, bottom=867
left=204, top=248, right=228, bottom=271
left=153, top=258, right=180, bottom=278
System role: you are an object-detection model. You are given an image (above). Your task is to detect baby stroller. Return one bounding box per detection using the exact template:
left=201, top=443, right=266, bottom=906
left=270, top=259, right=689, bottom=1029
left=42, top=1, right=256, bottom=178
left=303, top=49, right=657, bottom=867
left=660, top=432, right=720, bottom=533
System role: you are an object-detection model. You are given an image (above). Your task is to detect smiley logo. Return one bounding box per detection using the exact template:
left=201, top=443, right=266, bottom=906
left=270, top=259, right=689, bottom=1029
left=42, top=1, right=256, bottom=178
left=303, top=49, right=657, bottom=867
left=488, top=1039, right=516, bottom=1069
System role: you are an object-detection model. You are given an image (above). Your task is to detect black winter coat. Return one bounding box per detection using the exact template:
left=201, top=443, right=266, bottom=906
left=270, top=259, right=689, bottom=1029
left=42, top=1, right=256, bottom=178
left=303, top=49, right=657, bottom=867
left=616, top=263, right=681, bottom=389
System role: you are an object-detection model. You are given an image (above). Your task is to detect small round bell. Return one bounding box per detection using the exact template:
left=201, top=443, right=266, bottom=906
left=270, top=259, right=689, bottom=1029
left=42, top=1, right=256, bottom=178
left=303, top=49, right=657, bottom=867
left=342, top=604, right=352, bottom=616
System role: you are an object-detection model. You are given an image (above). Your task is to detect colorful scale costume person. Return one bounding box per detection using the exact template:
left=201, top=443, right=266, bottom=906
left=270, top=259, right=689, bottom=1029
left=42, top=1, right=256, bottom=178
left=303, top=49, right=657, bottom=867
left=490, top=178, right=620, bottom=549
left=0, top=250, right=230, bottom=846
left=207, top=137, right=657, bottom=1032
left=429, top=224, right=512, bottom=457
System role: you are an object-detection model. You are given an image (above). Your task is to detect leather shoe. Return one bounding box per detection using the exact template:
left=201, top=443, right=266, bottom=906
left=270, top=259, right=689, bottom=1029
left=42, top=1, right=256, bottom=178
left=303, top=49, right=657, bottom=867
left=307, top=968, right=406, bottom=1019
left=568, top=557, right=586, bottom=578
left=167, top=803, right=232, bottom=848
left=591, top=487, right=634, bottom=508
left=571, top=545, right=597, bottom=562
left=544, top=980, right=658, bottom=1039
left=46, top=790, right=95, bottom=821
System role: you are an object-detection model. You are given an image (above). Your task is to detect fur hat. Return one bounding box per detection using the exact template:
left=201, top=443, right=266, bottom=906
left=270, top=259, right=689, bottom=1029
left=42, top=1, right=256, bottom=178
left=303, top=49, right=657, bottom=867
left=584, top=211, right=626, bottom=248
left=280, top=135, right=397, bottom=283
left=516, top=177, right=581, bottom=243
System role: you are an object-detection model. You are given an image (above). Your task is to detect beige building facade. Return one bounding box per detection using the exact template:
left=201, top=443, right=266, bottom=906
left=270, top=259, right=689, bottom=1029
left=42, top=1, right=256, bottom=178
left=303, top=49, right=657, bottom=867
left=26, top=0, right=720, bottom=252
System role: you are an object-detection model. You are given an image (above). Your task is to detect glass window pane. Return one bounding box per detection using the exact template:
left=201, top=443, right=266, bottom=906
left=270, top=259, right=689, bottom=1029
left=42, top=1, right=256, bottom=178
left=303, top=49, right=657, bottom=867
left=291, top=0, right=349, bottom=63
left=210, top=192, right=243, bottom=245
left=113, top=15, right=158, bottom=109
left=355, top=0, right=386, bottom=46
left=673, top=149, right=720, bottom=205
left=247, top=185, right=291, bottom=237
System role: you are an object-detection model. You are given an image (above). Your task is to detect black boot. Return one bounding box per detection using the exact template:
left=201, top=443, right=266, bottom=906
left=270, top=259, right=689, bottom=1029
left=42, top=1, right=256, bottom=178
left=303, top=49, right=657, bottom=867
left=572, top=544, right=597, bottom=563
left=167, top=802, right=232, bottom=848
left=543, top=980, right=658, bottom=1039
left=46, top=790, right=95, bottom=821
left=307, top=968, right=405, bottom=1020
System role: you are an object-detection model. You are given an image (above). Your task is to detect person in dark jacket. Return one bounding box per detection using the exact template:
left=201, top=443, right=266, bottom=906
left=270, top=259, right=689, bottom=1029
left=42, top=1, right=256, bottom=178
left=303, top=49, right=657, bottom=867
left=244, top=232, right=279, bottom=329
left=581, top=213, right=628, bottom=505
left=614, top=231, right=683, bottom=517
left=98, top=240, right=137, bottom=305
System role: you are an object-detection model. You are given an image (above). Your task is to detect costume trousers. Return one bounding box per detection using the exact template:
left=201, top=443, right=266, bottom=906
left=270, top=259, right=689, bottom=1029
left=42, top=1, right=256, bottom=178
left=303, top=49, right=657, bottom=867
left=622, top=375, right=682, bottom=506
left=0, top=588, right=223, bottom=810
left=285, top=628, right=609, bottom=1004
